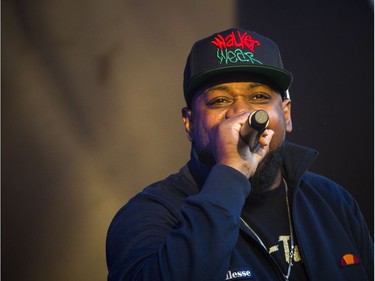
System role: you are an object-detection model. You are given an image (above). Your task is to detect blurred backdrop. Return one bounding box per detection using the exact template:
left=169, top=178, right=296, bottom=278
left=2, top=0, right=373, bottom=280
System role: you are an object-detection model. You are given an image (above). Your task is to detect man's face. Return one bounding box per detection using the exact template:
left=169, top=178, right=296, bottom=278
left=182, top=77, right=292, bottom=166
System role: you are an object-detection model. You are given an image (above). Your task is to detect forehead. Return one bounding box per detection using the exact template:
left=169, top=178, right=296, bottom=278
left=195, top=72, right=280, bottom=92
left=202, top=81, right=274, bottom=94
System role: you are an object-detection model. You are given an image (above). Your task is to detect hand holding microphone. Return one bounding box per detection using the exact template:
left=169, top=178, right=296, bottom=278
left=240, top=110, right=269, bottom=152
left=212, top=109, right=271, bottom=178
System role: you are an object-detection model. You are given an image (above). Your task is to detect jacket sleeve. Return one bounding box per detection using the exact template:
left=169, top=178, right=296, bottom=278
left=346, top=192, right=374, bottom=279
left=106, top=164, right=251, bottom=281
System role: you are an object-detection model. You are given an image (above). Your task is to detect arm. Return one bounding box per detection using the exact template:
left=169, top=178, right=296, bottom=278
left=106, top=164, right=251, bottom=281
left=346, top=192, right=374, bottom=279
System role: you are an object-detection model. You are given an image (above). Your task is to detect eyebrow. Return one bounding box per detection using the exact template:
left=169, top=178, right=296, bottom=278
left=206, top=85, right=230, bottom=92
left=248, top=83, right=263, bottom=89
left=206, top=82, right=264, bottom=93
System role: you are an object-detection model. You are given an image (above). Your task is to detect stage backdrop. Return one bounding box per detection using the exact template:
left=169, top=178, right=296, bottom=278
left=2, top=0, right=373, bottom=281
left=237, top=0, right=374, bottom=238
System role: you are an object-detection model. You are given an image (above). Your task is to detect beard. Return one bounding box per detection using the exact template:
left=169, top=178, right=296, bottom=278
left=194, top=141, right=285, bottom=194
left=249, top=143, right=284, bottom=193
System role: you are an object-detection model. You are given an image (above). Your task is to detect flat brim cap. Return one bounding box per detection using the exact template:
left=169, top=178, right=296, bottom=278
left=183, top=28, right=293, bottom=105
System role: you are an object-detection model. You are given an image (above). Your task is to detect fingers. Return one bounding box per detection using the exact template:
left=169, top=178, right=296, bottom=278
left=212, top=113, right=274, bottom=179
left=253, top=129, right=274, bottom=161
left=257, top=129, right=274, bottom=148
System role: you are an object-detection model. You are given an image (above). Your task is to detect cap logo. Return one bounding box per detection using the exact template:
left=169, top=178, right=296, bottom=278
left=211, top=30, right=262, bottom=65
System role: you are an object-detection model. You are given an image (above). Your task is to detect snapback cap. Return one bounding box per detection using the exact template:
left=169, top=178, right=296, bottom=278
left=183, top=28, right=293, bottom=106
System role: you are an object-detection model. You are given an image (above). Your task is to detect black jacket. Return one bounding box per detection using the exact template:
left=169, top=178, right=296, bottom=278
left=106, top=142, right=373, bottom=281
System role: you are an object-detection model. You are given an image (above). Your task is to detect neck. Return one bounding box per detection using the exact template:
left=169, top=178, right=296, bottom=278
left=269, top=170, right=282, bottom=190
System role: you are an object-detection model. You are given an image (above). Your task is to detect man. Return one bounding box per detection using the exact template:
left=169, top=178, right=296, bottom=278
left=106, top=28, right=373, bottom=281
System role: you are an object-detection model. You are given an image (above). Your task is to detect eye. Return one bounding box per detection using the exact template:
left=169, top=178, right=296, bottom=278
left=252, top=93, right=270, bottom=100
left=207, top=97, right=231, bottom=107
left=250, top=93, right=271, bottom=103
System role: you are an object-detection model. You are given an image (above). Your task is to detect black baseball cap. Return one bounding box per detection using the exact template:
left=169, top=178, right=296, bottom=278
left=183, top=28, right=293, bottom=106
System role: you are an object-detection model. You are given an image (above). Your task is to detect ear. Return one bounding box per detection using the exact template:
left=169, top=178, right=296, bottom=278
left=282, top=99, right=293, bottom=133
left=182, top=107, right=194, bottom=142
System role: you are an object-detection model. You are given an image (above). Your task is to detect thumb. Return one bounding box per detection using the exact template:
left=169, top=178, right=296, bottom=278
left=254, top=129, right=274, bottom=159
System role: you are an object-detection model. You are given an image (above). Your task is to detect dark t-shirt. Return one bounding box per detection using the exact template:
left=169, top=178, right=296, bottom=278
left=242, top=182, right=309, bottom=281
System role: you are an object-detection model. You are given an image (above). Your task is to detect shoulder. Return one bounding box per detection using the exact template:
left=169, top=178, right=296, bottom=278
left=138, top=164, right=199, bottom=206
left=298, top=171, right=357, bottom=209
left=111, top=164, right=197, bottom=223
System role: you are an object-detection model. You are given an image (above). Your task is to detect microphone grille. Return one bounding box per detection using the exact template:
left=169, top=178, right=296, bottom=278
left=251, top=110, right=269, bottom=129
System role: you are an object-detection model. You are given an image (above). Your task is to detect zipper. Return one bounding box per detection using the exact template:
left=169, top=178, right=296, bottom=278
left=290, top=180, right=313, bottom=281
left=240, top=218, right=288, bottom=281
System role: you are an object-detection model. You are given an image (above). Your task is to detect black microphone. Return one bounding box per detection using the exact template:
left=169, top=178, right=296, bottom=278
left=240, top=110, right=269, bottom=152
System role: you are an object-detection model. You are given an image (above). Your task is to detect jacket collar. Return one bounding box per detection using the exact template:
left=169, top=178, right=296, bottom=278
left=281, top=141, right=318, bottom=188
left=187, top=147, right=212, bottom=189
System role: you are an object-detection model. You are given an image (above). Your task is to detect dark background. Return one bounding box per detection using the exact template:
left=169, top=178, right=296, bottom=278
left=237, top=0, right=373, bottom=236
left=2, top=0, right=373, bottom=280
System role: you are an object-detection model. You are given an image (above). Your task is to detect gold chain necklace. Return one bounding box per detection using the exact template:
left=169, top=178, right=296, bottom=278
left=240, top=178, right=295, bottom=281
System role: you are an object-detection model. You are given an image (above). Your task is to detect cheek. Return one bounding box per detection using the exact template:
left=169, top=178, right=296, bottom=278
left=192, top=112, right=222, bottom=146
left=191, top=114, right=212, bottom=144
left=267, top=110, right=287, bottom=149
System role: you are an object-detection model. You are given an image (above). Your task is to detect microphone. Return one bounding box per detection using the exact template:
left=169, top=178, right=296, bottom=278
left=240, top=110, right=269, bottom=152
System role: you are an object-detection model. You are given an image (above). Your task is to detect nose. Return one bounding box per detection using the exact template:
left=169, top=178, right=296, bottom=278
left=225, top=99, right=252, bottom=119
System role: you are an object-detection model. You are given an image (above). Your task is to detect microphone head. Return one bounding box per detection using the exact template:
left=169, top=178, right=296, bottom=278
left=250, top=110, right=269, bottom=130
left=240, top=110, right=270, bottom=152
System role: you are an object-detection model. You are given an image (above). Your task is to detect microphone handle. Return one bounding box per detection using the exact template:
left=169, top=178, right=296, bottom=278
left=240, top=110, right=269, bottom=152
